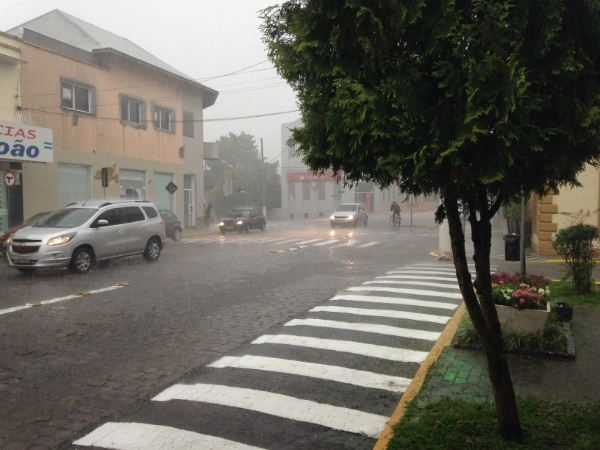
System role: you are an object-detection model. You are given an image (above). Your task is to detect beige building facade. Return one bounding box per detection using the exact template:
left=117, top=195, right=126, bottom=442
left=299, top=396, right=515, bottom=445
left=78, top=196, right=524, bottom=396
left=7, top=10, right=218, bottom=228
left=531, top=164, right=600, bottom=255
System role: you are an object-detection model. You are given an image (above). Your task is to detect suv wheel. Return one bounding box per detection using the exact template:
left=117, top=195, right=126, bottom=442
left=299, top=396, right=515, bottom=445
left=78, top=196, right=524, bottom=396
left=260, top=222, right=265, bottom=232
left=365, top=216, right=368, bottom=225
left=245, top=225, right=250, bottom=234
left=70, top=247, right=94, bottom=274
left=172, top=227, right=182, bottom=241
left=143, top=238, right=161, bottom=262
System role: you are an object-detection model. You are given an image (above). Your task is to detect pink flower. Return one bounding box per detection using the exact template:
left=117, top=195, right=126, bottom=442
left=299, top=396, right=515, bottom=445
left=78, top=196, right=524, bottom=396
left=520, top=298, right=525, bottom=304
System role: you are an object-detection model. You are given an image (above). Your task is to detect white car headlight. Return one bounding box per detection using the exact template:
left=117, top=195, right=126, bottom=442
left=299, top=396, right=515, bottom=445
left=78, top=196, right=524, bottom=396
left=347, top=215, right=354, bottom=220
left=219, top=221, right=225, bottom=226
left=330, top=215, right=335, bottom=220
left=47, top=233, right=76, bottom=246
left=236, top=220, right=243, bottom=225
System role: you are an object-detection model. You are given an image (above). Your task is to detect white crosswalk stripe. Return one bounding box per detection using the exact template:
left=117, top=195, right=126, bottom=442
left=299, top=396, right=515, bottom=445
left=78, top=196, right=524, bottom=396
left=208, top=355, right=411, bottom=392
left=252, top=334, right=430, bottom=363
left=348, top=285, right=463, bottom=299
left=362, top=280, right=460, bottom=290
left=285, top=318, right=441, bottom=341
left=312, top=239, right=342, bottom=246
left=309, top=305, right=451, bottom=324
left=356, top=242, right=379, bottom=248
left=74, top=422, right=265, bottom=449
left=376, top=275, right=458, bottom=282
left=153, top=384, right=389, bottom=438
left=329, top=294, right=458, bottom=310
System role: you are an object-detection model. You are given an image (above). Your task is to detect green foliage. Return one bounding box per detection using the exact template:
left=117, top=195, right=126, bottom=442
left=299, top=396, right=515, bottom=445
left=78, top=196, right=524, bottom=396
left=261, top=1, right=600, bottom=205
left=390, top=396, right=600, bottom=449
left=205, top=132, right=281, bottom=216
left=502, top=199, right=531, bottom=221
left=549, top=280, right=600, bottom=307
left=553, top=224, right=599, bottom=294
left=455, top=314, right=567, bottom=353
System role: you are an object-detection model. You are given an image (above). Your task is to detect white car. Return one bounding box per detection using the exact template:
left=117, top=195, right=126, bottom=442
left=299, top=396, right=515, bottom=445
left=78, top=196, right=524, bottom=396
left=6, top=200, right=166, bottom=275
left=330, top=203, right=368, bottom=228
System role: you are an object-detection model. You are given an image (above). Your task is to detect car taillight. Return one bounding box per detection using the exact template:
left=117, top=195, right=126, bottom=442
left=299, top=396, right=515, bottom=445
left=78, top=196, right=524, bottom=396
left=161, top=220, right=165, bottom=229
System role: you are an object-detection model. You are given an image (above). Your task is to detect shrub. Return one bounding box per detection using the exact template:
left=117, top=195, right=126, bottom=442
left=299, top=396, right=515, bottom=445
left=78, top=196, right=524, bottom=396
left=552, top=224, right=599, bottom=294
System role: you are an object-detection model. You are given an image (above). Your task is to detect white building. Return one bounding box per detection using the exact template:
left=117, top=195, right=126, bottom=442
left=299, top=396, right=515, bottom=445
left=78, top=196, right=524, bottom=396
left=277, top=120, right=437, bottom=220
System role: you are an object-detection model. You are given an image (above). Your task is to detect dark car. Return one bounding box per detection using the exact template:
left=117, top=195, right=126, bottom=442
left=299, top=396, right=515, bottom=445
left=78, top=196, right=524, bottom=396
left=0, top=211, right=53, bottom=255
left=218, top=208, right=266, bottom=234
left=159, top=209, right=183, bottom=241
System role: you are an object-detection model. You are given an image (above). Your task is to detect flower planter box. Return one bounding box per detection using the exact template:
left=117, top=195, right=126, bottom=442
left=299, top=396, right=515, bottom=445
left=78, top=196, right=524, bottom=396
left=495, top=302, right=551, bottom=336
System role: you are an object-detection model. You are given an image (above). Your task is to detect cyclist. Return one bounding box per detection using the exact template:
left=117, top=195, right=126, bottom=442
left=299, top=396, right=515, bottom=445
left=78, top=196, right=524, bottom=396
left=390, top=200, right=401, bottom=226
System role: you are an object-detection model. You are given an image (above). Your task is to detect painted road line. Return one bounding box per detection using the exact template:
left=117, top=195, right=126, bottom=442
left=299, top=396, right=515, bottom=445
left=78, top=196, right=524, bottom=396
left=208, top=355, right=411, bottom=392
left=356, top=242, right=379, bottom=249
left=252, top=334, right=429, bottom=364
left=310, top=306, right=450, bottom=324
left=312, top=239, right=342, bottom=246
left=376, top=275, right=458, bottom=282
left=74, top=422, right=265, bottom=449
left=0, top=305, right=31, bottom=316
left=363, top=280, right=460, bottom=290
left=296, top=239, right=323, bottom=245
left=153, top=384, right=389, bottom=438
left=329, top=294, right=457, bottom=310
left=348, top=286, right=463, bottom=299
left=330, top=242, right=352, bottom=248
left=0, top=285, right=126, bottom=317
left=285, top=318, right=441, bottom=342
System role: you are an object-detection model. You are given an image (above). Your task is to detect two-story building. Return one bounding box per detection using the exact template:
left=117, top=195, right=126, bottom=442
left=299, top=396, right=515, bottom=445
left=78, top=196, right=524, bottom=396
left=6, top=10, right=218, bottom=227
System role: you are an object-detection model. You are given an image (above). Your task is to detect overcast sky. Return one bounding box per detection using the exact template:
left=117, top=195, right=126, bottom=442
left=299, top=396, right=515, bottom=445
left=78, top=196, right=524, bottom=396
left=0, top=0, right=300, bottom=164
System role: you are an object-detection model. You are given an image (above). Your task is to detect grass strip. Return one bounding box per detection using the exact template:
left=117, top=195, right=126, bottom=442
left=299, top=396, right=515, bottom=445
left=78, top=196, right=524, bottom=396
left=389, top=396, right=600, bottom=449
left=550, top=280, right=600, bottom=307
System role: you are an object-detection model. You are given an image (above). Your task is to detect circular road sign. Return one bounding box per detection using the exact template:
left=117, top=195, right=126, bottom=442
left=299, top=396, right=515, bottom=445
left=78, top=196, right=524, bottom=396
left=4, top=171, right=16, bottom=187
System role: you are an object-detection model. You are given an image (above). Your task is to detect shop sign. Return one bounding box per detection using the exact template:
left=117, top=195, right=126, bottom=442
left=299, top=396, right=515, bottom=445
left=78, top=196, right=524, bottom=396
left=0, top=120, right=53, bottom=163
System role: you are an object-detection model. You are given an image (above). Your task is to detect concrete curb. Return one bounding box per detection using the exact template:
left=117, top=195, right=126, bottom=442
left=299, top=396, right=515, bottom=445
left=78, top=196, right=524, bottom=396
left=372, top=303, right=467, bottom=450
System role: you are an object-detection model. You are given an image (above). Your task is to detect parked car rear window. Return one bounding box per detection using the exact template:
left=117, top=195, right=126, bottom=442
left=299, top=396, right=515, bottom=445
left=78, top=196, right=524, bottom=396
left=34, top=208, right=97, bottom=228
left=142, top=206, right=158, bottom=218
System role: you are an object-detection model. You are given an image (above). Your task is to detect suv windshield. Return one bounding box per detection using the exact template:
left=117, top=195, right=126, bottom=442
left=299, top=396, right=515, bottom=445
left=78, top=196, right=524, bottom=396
left=229, top=210, right=250, bottom=217
left=336, top=205, right=358, bottom=212
left=34, top=208, right=97, bottom=228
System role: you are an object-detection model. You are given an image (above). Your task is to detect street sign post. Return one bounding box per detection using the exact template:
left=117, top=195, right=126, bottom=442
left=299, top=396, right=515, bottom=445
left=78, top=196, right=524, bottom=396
left=165, top=181, right=178, bottom=195
left=4, top=171, right=16, bottom=187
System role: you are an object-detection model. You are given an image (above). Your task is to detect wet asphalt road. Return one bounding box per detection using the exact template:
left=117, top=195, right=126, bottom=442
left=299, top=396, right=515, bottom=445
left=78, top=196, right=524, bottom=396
left=0, top=214, right=447, bottom=449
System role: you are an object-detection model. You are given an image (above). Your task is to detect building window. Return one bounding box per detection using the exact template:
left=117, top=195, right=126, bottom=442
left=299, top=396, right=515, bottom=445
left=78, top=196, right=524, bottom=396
left=303, top=181, right=310, bottom=201
left=288, top=146, right=296, bottom=158
left=120, top=169, right=146, bottom=200
left=318, top=181, right=325, bottom=200
left=288, top=182, right=295, bottom=200
left=61, top=80, right=94, bottom=114
left=154, top=105, right=175, bottom=132
left=120, top=95, right=146, bottom=126
left=183, top=111, right=194, bottom=137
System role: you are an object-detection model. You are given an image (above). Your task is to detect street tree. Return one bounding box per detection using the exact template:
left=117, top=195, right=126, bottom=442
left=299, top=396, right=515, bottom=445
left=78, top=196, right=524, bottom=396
left=261, top=0, right=600, bottom=440
left=206, top=132, right=281, bottom=216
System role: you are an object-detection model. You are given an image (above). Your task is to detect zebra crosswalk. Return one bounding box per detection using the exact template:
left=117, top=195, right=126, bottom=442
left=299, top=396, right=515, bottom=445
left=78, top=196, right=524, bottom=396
left=177, top=235, right=382, bottom=252
left=73, top=262, right=494, bottom=450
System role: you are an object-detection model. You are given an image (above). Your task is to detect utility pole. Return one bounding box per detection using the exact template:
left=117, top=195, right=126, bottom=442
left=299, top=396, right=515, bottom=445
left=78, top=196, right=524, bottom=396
left=261, top=138, right=266, bottom=217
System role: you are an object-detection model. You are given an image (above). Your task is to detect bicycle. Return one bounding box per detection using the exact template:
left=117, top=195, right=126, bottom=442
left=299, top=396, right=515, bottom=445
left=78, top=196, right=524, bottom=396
left=390, top=213, right=401, bottom=228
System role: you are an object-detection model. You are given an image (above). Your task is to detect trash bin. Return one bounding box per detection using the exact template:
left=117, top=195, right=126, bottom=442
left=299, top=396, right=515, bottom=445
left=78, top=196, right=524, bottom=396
left=503, top=234, right=520, bottom=261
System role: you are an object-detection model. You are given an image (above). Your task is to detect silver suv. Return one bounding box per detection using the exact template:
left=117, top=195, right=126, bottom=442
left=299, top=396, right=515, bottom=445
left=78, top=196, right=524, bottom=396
left=6, top=200, right=166, bottom=274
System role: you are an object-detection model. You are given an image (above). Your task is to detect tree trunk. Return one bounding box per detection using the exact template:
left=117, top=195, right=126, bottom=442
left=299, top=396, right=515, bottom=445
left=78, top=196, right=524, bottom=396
left=443, top=194, right=523, bottom=441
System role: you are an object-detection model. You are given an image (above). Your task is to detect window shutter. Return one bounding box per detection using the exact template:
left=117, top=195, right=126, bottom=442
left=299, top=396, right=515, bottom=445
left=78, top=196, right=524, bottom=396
left=57, top=164, right=91, bottom=207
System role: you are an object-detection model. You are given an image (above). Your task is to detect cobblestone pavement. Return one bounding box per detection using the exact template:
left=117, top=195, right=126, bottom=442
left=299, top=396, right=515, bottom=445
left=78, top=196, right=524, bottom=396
left=0, top=215, right=439, bottom=449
